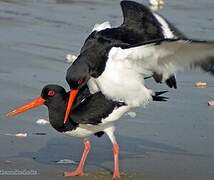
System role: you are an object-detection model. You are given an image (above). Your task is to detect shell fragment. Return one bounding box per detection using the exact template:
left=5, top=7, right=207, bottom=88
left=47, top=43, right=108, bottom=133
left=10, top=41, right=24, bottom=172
left=195, top=81, right=207, bottom=88
left=208, top=100, right=214, bottom=107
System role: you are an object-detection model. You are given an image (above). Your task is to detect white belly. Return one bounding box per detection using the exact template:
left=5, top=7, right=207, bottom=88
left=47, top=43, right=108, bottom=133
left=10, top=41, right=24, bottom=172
left=64, top=123, right=113, bottom=138
left=91, top=54, right=153, bottom=107
left=64, top=104, right=130, bottom=138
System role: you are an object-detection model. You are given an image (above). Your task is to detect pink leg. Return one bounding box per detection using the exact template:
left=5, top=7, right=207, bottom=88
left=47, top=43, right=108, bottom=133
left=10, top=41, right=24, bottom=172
left=64, top=140, right=91, bottom=177
left=112, top=143, right=120, bottom=179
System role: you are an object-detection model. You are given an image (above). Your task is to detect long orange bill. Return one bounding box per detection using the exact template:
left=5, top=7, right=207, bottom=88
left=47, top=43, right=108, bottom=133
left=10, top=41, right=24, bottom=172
left=64, top=89, right=79, bottom=124
left=6, top=96, right=45, bottom=117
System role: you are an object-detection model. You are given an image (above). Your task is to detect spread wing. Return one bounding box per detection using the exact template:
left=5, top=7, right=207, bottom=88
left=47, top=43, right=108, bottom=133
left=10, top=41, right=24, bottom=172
left=109, top=39, right=214, bottom=81
left=120, top=0, right=186, bottom=88
left=120, top=0, right=184, bottom=40
left=81, top=1, right=184, bottom=88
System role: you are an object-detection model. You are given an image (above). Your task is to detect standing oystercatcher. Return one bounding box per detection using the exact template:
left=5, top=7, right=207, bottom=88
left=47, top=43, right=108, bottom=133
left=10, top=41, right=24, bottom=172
left=64, top=0, right=184, bottom=122
left=64, top=0, right=214, bottom=123
left=6, top=84, right=168, bottom=178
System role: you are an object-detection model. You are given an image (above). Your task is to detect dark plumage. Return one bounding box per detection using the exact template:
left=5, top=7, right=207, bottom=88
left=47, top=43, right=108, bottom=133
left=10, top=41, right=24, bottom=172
left=77, top=0, right=180, bottom=88
left=40, top=85, right=125, bottom=133
left=7, top=83, right=168, bottom=178
left=64, top=1, right=214, bottom=126
left=43, top=84, right=167, bottom=131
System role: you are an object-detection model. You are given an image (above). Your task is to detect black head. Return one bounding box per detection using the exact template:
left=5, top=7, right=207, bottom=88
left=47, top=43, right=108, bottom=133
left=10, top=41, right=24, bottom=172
left=41, top=84, right=78, bottom=132
left=41, top=84, right=67, bottom=108
left=6, top=84, right=79, bottom=133
left=66, top=58, right=90, bottom=90
left=64, top=57, right=91, bottom=123
left=7, top=84, right=68, bottom=117
left=66, top=34, right=112, bottom=90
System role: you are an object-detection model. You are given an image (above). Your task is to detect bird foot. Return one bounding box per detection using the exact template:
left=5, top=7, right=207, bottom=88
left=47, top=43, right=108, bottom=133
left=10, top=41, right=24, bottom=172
left=113, top=172, right=120, bottom=179
left=64, top=170, right=84, bottom=177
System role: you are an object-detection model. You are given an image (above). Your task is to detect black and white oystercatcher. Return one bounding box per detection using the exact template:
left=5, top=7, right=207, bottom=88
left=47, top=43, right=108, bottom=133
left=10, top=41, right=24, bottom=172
left=64, top=0, right=182, bottom=122
left=6, top=84, right=168, bottom=178
left=64, top=0, right=214, bottom=123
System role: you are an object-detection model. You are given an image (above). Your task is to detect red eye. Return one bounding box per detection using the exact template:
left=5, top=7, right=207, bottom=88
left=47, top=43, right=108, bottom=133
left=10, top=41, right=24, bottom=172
left=78, top=79, right=83, bottom=84
left=48, top=90, right=55, bottom=97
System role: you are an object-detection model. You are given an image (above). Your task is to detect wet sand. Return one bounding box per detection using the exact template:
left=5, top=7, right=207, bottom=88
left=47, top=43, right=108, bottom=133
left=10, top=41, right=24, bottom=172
left=0, top=0, right=214, bottom=179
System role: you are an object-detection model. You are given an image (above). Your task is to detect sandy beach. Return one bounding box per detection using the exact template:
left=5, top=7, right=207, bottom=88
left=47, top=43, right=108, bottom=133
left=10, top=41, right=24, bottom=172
left=0, top=0, right=214, bottom=179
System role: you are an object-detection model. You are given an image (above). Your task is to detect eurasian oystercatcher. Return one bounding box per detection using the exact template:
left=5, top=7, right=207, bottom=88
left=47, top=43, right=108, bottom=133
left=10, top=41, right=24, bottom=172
left=64, top=0, right=214, bottom=123
left=64, top=0, right=185, bottom=122
left=6, top=84, right=167, bottom=178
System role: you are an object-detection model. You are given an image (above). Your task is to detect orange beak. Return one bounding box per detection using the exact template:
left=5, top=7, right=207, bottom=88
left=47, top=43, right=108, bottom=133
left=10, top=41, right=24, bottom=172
left=64, top=89, right=79, bottom=124
left=6, top=96, right=45, bottom=117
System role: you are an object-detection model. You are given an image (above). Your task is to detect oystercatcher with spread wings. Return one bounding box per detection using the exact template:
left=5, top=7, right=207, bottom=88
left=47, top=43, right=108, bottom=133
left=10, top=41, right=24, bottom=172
left=64, top=0, right=188, bottom=122
left=64, top=0, right=214, bottom=123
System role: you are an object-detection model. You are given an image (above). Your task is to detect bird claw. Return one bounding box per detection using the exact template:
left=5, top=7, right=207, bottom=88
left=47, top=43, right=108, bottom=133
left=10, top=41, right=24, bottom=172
left=64, top=170, right=84, bottom=177
left=152, top=91, right=169, bottom=102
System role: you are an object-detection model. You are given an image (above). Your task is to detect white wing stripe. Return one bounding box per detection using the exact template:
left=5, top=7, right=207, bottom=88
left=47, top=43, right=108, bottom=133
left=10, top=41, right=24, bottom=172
left=153, top=13, right=176, bottom=39
left=92, top=21, right=111, bottom=32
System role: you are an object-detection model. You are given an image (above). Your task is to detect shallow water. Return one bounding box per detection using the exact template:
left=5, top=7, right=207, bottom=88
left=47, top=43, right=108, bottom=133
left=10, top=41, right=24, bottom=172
left=0, top=0, right=214, bottom=180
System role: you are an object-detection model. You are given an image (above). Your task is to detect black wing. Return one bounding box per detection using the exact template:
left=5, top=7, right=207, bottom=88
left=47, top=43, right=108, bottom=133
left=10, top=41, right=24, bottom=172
left=72, top=85, right=91, bottom=109
left=71, top=92, right=125, bottom=125
left=120, top=0, right=181, bottom=88
left=80, top=1, right=181, bottom=88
